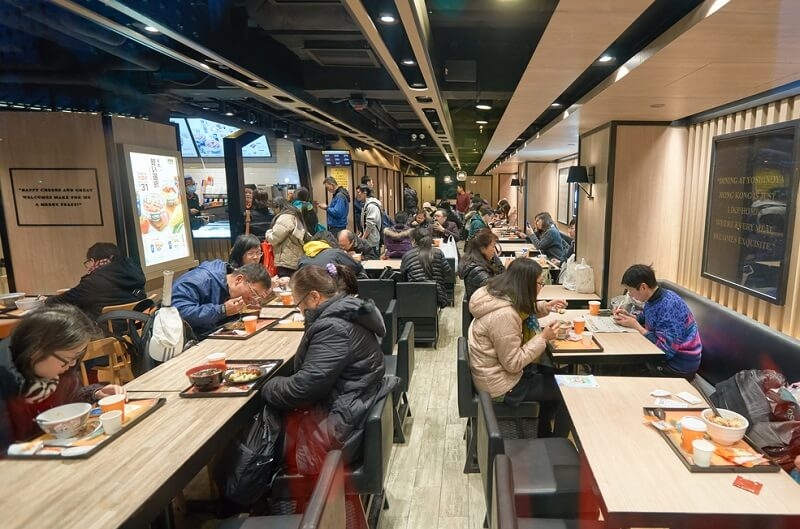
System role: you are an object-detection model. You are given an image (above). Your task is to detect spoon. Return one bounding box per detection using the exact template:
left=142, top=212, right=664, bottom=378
left=691, top=379, right=723, bottom=417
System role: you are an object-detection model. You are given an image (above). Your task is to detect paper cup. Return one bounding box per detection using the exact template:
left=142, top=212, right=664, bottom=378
left=573, top=317, right=585, bottom=334
left=98, top=394, right=126, bottom=420
left=692, top=439, right=715, bottom=467
left=100, top=410, right=123, bottom=435
left=680, top=417, right=707, bottom=453
left=581, top=331, right=593, bottom=346
left=206, top=352, right=227, bottom=370
left=243, top=315, right=258, bottom=333
left=588, top=300, right=601, bottom=315
left=280, top=291, right=293, bottom=306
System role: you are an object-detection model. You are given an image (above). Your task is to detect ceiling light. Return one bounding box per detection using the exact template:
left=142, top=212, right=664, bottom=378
left=550, top=102, right=562, bottom=108
left=378, top=14, right=397, bottom=24
left=475, top=120, right=488, bottom=125
left=200, top=63, right=211, bottom=70
left=143, top=26, right=159, bottom=33
left=475, top=102, right=492, bottom=110
left=225, top=111, right=234, bottom=116
left=598, top=55, right=614, bottom=63
left=401, top=59, right=416, bottom=66
left=411, top=82, right=426, bottom=88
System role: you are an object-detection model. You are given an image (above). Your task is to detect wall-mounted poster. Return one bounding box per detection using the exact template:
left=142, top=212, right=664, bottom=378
left=9, top=168, right=103, bottom=226
left=121, top=145, right=197, bottom=278
left=702, top=120, right=800, bottom=304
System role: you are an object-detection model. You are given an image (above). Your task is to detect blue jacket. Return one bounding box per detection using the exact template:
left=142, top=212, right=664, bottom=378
left=326, top=187, right=350, bottom=228
left=172, top=260, right=230, bottom=334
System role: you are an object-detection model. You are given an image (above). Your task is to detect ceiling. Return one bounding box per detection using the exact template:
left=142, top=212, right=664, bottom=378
left=0, top=0, right=797, bottom=176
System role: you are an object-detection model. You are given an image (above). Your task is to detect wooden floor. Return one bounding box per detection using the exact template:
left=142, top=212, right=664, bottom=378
left=379, top=282, right=487, bottom=529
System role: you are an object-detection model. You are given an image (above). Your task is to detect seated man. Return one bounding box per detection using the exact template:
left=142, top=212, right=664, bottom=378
left=613, top=264, right=702, bottom=379
left=432, top=209, right=460, bottom=241
left=172, top=261, right=271, bottom=336
left=338, top=229, right=379, bottom=261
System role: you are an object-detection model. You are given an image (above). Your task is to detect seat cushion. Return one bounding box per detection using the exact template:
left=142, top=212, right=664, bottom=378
left=218, top=514, right=302, bottom=529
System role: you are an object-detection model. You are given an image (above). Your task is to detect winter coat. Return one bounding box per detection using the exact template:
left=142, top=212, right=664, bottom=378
left=468, top=215, right=488, bottom=239
left=458, top=255, right=505, bottom=301
left=467, top=287, right=550, bottom=398
left=299, top=243, right=364, bottom=276
left=326, top=187, right=350, bottom=229
left=266, top=212, right=306, bottom=270
left=360, top=197, right=383, bottom=248
left=45, top=258, right=145, bottom=319
left=172, top=260, right=230, bottom=335
left=432, top=220, right=460, bottom=241
left=382, top=224, right=414, bottom=258
left=351, top=236, right=379, bottom=261
left=261, top=295, right=386, bottom=473
left=403, top=187, right=418, bottom=212
left=527, top=224, right=564, bottom=262
left=0, top=339, right=100, bottom=451
left=245, top=207, right=274, bottom=237
left=400, top=247, right=452, bottom=308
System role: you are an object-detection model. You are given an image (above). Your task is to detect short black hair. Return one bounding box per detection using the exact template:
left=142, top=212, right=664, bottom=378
left=568, top=217, right=577, bottom=227
left=356, top=184, right=372, bottom=196
left=361, top=175, right=372, bottom=185
left=394, top=211, right=408, bottom=225
left=621, top=264, right=657, bottom=289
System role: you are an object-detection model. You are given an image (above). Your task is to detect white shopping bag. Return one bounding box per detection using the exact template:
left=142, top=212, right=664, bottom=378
left=574, top=258, right=596, bottom=294
left=440, top=235, right=459, bottom=271
left=559, top=254, right=577, bottom=289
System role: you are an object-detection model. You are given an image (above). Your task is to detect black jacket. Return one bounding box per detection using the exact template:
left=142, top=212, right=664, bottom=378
left=298, top=248, right=365, bottom=276
left=46, top=258, right=146, bottom=319
left=400, top=247, right=452, bottom=308
left=352, top=237, right=379, bottom=260
left=403, top=186, right=418, bottom=212
left=458, top=255, right=505, bottom=301
left=261, top=295, right=386, bottom=473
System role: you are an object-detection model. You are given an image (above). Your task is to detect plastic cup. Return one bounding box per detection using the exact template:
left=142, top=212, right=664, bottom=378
left=692, top=439, right=715, bottom=467
left=280, top=291, right=293, bottom=306
left=243, top=315, right=258, bottom=333
left=100, top=410, right=123, bottom=435
left=98, top=394, right=126, bottom=421
left=573, top=317, right=585, bottom=334
left=588, top=300, right=601, bottom=315
left=680, top=417, right=707, bottom=453
left=581, top=331, right=593, bottom=346
left=206, top=352, right=227, bottom=370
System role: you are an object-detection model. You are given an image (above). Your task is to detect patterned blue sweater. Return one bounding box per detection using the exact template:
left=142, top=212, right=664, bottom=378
left=637, top=287, right=702, bottom=375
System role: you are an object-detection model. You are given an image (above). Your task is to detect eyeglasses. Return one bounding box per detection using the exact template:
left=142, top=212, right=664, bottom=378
left=51, top=346, right=88, bottom=367
left=246, top=282, right=268, bottom=303
left=537, top=280, right=546, bottom=287
left=83, top=259, right=94, bottom=268
left=244, top=250, right=264, bottom=260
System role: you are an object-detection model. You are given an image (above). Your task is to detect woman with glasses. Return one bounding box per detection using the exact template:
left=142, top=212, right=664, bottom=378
left=0, top=305, right=125, bottom=451
left=468, top=258, right=569, bottom=437
left=45, top=242, right=145, bottom=319
left=229, top=234, right=263, bottom=268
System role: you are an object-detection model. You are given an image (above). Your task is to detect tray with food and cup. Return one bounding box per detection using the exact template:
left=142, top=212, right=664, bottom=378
left=179, top=359, right=283, bottom=398
left=5, top=398, right=165, bottom=459
left=266, top=310, right=306, bottom=331
left=207, top=315, right=275, bottom=340
left=642, top=407, right=780, bottom=473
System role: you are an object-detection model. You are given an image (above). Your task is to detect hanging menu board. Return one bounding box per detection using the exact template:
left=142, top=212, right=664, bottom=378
left=702, top=121, right=800, bottom=304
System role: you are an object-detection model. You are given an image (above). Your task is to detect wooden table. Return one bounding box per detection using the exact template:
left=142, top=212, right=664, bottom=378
left=0, top=327, right=302, bottom=529
left=362, top=259, right=402, bottom=277
left=538, top=284, right=600, bottom=305
left=560, top=376, right=800, bottom=529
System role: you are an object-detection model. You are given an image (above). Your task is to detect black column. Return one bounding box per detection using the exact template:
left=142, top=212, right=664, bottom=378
left=223, top=130, right=260, bottom=244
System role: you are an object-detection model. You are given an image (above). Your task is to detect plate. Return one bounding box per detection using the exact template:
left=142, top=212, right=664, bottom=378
left=224, top=365, right=266, bottom=385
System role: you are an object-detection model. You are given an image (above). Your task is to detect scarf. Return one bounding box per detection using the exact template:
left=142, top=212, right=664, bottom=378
left=24, top=377, right=59, bottom=404
left=519, top=310, right=542, bottom=345
left=86, top=257, right=112, bottom=274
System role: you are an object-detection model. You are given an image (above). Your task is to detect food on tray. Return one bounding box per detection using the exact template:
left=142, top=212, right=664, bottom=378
left=226, top=366, right=263, bottom=384
left=708, top=414, right=746, bottom=428
left=223, top=320, right=245, bottom=331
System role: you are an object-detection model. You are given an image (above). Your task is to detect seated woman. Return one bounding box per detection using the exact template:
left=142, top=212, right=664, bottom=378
left=468, top=259, right=568, bottom=437
left=172, top=262, right=271, bottom=336
left=265, top=198, right=307, bottom=277
left=496, top=198, right=518, bottom=227
left=382, top=211, right=414, bottom=258
left=458, top=228, right=505, bottom=302
left=261, top=264, right=388, bottom=473
left=400, top=227, right=452, bottom=308
left=229, top=234, right=263, bottom=268
left=0, top=305, right=125, bottom=451
left=46, top=242, right=145, bottom=319
left=520, top=211, right=564, bottom=262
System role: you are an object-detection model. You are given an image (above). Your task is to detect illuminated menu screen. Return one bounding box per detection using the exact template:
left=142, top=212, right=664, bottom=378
left=322, top=150, right=352, bottom=166
left=186, top=118, right=238, bottom=158
left=129, top=151, right=191, bottom=267
left=169, top=118, right=199, bottom=158
left=242, top=135, right=271, bottom=157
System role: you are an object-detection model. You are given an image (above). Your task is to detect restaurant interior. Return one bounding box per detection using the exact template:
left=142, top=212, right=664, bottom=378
left=3, top=1, right=800, bottom=528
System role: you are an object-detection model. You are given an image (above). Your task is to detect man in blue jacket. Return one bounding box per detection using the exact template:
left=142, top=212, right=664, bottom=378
left=172, top=261, right=271, bottom=336
left=319, top=177, right=350, bottom=237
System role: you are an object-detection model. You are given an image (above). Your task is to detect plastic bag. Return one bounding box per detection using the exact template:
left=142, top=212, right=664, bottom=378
left=440, top=235, right=459, bottom=271
left=261, top=241, right=277, bottom=276
left=559, top=254, right=576, bottom=288
left=574, top=258, right=595, bottom=294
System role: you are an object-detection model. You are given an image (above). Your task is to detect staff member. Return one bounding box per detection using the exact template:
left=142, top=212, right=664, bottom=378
left=184, top=176, right=204, bottom=230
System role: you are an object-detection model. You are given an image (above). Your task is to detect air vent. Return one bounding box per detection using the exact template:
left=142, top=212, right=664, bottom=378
left=305, top=47, right=379, bottom=68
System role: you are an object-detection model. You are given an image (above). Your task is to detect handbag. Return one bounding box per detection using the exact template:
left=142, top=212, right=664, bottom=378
left=261, top=240, right=277, bottom=276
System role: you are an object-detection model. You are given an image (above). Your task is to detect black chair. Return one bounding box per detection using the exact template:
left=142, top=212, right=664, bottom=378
left=492, top=454, right=604, bottom=529
left=457, top=337, right=539, bottom=473
left=396, top=281, right=438, bottom=347
left=384, top=322, right=414, bottom=443
left=462, top=297, right=473, bottom=337
left=444, top=256, right=456, bottom=307
left=477, top=391, right=597, bottom=523
left=271, top=394, right=394, bottom=529
left=357, top=279, right=398, bottom=356
left=219, top=450, right=345, bottom=529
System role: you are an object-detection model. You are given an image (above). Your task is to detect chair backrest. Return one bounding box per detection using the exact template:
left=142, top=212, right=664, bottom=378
left=491, top=454, right=518, bottom=529
left=357, top=279, right=395, bottom=312
left=359, top=392, right=394, bottom=495
left=457, top=336, right=477, bottom=418
left=477, top=390, right=506, bottom=522
left=299, top=450, right=345, bottom=529
left=444, top=257, right=456, bottom=284
left=381, top=299, right=398, bottom=356
left=462, top=297, right=473, bottom=337
left=396, top=322, right=415, bottom=392
left=395, top=282, right=437, bottom=318
left=79, top=337, right=133, bottom=386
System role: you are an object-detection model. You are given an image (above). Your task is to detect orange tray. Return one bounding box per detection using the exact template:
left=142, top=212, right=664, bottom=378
left=548, top=335, right=604, bottom=353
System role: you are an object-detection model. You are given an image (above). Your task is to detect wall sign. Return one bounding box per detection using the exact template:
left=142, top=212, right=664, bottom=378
left=702, top=120, right=800, bottom=304
left=9, top=168, right=103, bottom=226
left=328, top=166, right=350, bottom=190
left=557, top=167, right=574, bottom=225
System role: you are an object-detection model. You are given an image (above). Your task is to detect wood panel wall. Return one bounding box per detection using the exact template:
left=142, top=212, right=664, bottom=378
left=578, top=126, right=611, bottom=300
left=525, top=161, right=556, bottom=225
left=676, top=94, right=800, bottom=337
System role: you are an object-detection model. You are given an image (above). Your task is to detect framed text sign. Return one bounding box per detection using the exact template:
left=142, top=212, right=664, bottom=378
left=702, top=120, right=800, bottom=304
left=9, top=168, right=103, bottom=226
left=557, top=167, right=572, bottom=224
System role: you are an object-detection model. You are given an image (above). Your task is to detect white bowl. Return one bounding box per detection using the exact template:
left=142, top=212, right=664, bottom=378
left=0, top=292, right=25, bottom=308
left=15, top=297, right=44, bottom=312
left=35, top=403, right=92, bottom=439
left=701, top=408, right=749, bottom=445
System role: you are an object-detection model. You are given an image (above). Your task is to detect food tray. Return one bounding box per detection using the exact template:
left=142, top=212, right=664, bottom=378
left=6, top=397, right=165, bottom=459
left=548, top=335, right=604, bottom=353
left=643, top=407, right=780, bottom=473
left=259, top=306, right=296, bottom=319
left=267, top=311, right=306, bottom=331
left=180, top=359, right=282, bottom=398
left=207, top=317, right=276, bottom=340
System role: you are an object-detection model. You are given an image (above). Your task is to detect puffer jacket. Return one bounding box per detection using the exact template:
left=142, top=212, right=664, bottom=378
left=172, top=259, right=230, bottom=335
left=467, top=287, right=550, bottom=398
left=266, top=212, right=306, bottom=270
left=467, top=215, right=488, bottom=239
left=458, top=255, right=505, bottom=301
left=298, top=242, right=364, bottom=276
left=382, top=224, right=413, bottom=258
left=262, top=295, right=386, bottom=473
left=400, top=246, right=451, bottom=308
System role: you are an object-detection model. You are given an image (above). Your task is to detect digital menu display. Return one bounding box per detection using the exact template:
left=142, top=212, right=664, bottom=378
left=186, top=118, right=238, bottom=158
left=322, top=150, right=352, bottom=166
left=242, top=135, right=271, bottom=157
left=129, top=151, right=191, bottom=267
left=169, top=117, right=199, bottom=158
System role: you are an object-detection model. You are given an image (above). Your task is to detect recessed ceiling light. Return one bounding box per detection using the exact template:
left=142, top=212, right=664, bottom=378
left=224, top=111, right=234, bottom=116
left=475, top=102, right=492, bottom=110
left=379, top=14, right=397, bottom=23
left=550, top=102, right=562, bottom=108
left=411, top=82, right=426, bottom=88
left=475, top=120, right=488, bottom=125
left=401, top=58, right=416, bottom=66
left=143, top=26, right=159, bottom=33
left=200, top=63, right=211, bottom=70
left=598, top=55, right=614, bottom=63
